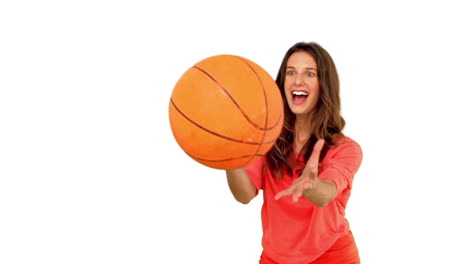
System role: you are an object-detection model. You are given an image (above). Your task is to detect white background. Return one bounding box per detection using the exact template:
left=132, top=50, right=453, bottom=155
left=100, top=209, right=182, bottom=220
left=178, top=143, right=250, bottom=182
left=1, top=1, right=467, bottom=263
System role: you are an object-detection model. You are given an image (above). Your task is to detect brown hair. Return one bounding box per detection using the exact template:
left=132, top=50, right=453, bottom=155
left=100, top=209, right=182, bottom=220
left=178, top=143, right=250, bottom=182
left=266, top=42, right=345, bottom=177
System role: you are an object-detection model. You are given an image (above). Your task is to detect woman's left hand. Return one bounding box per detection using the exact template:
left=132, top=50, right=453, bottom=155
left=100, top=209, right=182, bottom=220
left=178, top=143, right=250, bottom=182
left=274, top=139, right=325, bottom=202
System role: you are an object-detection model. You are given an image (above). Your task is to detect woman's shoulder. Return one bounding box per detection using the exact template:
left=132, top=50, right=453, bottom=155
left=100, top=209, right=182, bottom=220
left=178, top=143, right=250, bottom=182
left=330, top=136, right=362, bottom=156
left=333, top=135, right=359, bottom=146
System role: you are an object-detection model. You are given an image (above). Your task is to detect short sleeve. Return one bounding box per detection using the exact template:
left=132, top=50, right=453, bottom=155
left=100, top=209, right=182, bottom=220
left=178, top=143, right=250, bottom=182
left=245, top=156, right=265, bottom=193
left=319, top=139, right=363, bottom=195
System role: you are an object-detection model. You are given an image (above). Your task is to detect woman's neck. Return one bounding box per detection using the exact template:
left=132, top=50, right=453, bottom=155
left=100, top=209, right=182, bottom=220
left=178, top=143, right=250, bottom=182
left=294, top=114, right=314, bottom=152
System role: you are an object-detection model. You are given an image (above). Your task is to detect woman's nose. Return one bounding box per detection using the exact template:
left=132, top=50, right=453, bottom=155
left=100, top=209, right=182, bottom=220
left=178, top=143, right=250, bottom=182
left=294, top=74, right=305, bottom=85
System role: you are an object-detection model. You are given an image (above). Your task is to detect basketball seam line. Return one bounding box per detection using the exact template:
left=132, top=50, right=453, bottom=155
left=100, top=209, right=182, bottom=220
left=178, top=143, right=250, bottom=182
left=170, top=98, right=276, bottom=146
left=237, top=57, right=269, bottom=166
left=187, top=152, right=263, bottom=163
left=192, top=65, right=280, bottom=131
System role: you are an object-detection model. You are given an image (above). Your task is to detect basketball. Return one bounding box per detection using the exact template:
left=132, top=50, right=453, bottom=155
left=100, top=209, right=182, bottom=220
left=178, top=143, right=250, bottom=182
left=169, top=55, right=284, bottom=170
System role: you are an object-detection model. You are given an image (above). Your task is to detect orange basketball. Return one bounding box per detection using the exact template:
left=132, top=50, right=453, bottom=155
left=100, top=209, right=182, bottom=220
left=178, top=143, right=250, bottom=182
left=169, top=55, right=284, bottom=170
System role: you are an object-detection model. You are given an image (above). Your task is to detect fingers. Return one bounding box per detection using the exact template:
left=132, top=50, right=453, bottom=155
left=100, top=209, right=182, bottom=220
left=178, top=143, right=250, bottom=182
left=276, top=188, right=304, bottom=202
left=275, top=181, right=311, bottom=201
left=292, top=192, right=301, bottom=202
left=274, top=188, right=293, bottom=200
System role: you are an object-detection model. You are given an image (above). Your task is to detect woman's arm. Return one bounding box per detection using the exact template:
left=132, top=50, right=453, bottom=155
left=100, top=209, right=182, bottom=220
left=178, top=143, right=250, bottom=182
left=226, top=168, right=257, bottom=204
left=302, top=179, right=337, bottom=207
left=275, top=139, right=362, bottom=207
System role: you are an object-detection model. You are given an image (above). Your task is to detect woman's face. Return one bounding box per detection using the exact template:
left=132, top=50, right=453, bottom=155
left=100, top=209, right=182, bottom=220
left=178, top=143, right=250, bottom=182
left=284, top=51, right=320, bottom=117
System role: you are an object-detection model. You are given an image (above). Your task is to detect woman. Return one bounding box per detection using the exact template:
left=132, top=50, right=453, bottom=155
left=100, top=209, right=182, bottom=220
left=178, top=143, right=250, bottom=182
left=226, top=42, right=363, bottom=264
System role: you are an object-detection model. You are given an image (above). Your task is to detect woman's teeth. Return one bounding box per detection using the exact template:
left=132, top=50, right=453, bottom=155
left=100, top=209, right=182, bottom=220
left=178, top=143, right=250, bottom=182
left=292, top=91, right=309, bottom=96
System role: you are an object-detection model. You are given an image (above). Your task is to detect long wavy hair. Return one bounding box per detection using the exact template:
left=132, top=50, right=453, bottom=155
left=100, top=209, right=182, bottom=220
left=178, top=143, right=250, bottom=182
left=266, top=42, right=345, bottom=178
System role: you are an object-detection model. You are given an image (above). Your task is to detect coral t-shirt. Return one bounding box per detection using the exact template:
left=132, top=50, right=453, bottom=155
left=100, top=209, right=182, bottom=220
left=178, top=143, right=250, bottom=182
left=245, top=137, right=363, bottom=264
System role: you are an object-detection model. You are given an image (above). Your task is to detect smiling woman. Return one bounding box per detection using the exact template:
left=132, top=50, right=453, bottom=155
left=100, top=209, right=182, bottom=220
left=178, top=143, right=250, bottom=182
left=225, top=42, right=362, bottom=264
left=284, top=51, right=320, bottom=116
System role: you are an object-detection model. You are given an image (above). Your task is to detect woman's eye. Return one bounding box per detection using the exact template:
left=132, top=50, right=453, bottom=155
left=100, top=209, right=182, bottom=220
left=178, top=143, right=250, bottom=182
left=307, top=72, right=315, bottom=77
left=286, top=71, right=295, bottom=76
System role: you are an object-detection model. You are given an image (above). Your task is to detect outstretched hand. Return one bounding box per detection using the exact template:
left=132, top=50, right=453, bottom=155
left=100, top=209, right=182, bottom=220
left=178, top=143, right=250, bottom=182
left=274, top=139, right=325, bottom=202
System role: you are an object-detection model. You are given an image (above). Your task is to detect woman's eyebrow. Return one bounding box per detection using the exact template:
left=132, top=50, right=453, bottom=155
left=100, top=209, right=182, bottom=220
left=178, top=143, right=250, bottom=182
left=287, top=66, right=317, bottom=71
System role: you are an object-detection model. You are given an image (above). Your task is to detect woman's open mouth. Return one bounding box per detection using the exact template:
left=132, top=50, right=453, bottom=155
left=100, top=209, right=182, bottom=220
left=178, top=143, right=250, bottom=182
left=292, top=90, right=309, bottom=105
